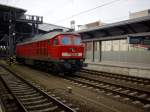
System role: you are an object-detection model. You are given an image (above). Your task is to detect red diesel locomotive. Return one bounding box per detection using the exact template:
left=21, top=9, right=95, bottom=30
left=16, top=31, right=84, bottom=74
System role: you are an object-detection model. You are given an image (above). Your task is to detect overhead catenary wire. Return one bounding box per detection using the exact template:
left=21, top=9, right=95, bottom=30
left=54, top=0, right=123, bottom=24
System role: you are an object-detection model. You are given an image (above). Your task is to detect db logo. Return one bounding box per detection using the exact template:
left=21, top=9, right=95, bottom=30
left=69, top=48, right=75, bottom=52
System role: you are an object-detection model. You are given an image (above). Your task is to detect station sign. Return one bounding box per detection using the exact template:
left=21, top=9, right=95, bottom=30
left=127, top=36, right=150, bottom=45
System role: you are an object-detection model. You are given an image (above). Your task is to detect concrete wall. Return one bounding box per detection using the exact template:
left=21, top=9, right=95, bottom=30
left=101, top=51, right=150, bottom=64
left=85, top=63, right=150, bottom=79
left=84, top=39, right=150, bottom=64
left=85, top=51, right=93, bottom=61
left=129, top=9, right=150, bottom=19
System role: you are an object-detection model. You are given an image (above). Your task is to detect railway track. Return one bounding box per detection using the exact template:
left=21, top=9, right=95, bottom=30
left=0, top=65, right=77, bottom=112
left=0, top=78, right=19, bottom=112
left=64, top=69, right=150, bottom=110
left=80, top=69, right=150, bottom=92
left=80, top=69, right=150, bottom=86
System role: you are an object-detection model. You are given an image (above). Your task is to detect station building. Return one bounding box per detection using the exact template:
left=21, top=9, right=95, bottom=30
left=78, top=11, right=150, bottom=78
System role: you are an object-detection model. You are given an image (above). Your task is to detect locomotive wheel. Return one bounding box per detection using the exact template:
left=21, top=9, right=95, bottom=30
left=52, top=64, right=59, bottom=75
left=52, top=70, right=59, bottom=75
left=64, top=71, right=74, bottom=76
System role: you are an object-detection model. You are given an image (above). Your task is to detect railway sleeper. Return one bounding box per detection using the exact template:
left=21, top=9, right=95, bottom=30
left=18, top=93, right=40, bottom=98
left=26, top=102, right=54, bottom=110
left=10, top=85, right=31, bottom=89
left=23, top=99, right=49, bottom=106
left=13, top=90, right=37, bottom=95
left=29, top=106, right=59, bottom=112
left=20, top=95, right=44, bottom=102
left=11, top=88, right=34, bottom=92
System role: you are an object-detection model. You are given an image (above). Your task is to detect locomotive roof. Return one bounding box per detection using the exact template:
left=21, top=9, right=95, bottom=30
left=17, top=31, right=79, bottom=45
left=38, top=23, right=71, bottom=32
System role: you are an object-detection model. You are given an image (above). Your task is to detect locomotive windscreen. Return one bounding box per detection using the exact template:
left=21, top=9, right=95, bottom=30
left=61, top=35, right=81, bottom=45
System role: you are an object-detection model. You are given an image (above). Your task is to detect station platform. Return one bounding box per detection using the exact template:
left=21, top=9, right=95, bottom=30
left=84, top=61, right=150, bottom=79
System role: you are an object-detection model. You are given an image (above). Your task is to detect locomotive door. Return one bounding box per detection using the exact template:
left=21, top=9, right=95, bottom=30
left=47, top=39, right=52, bottom=58
left=50, top=38, right=59, bottom=59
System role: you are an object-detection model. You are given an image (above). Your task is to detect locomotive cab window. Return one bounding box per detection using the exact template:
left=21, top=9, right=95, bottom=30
left=61, top=36, right=71, bottom=45
left=53, top=38, right=59, bottom=45
left=48, top=40, right=50, bottom=45
left=74, top=38, right=81, bottom=45
left=61, top=35, right=81, bottom=45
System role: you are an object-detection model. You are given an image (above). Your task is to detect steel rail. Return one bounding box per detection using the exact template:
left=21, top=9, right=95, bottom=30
left=66, top=76, right=150, bottom=105
left=81, top=69, right=150, bottom=85
left=0, top=65, right=76, bottom=112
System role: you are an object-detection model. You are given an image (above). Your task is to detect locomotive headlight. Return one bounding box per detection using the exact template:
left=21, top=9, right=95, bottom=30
left=78, top=53, right=82, bottom=56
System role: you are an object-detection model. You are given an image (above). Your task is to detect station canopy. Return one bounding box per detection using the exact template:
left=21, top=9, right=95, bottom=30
left=77, top=16, right=150, bottom=41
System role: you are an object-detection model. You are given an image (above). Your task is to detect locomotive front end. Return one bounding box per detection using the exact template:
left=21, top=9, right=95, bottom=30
left=58, top=34, right=84, bottom=73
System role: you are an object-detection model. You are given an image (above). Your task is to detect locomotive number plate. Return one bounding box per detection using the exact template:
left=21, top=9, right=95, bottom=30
left=71, top=53, right=78, bottom=56
left=70, top=53, right=82, bottom=56
left=62, top=52, right=82, bottom=56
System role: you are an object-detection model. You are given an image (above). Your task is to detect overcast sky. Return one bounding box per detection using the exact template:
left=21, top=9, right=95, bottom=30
left=0, top=0, right=150, bottom=28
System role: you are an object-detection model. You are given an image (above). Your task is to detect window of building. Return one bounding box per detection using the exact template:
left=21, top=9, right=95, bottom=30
left=112, top=40, right=119, bottom=51
left=120, top=39, right=128, bottom=51
left=86, top=42, right=93, bottom=51
left=94, top=41, right=100, bottom=51
left=102, top=41, right=105, bottom=51
left=105, top=41, right=112, bottom=51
